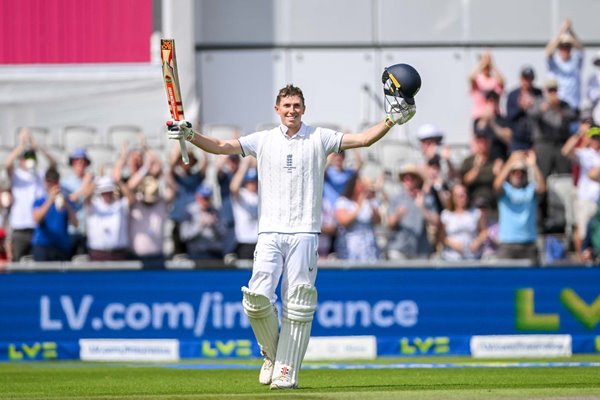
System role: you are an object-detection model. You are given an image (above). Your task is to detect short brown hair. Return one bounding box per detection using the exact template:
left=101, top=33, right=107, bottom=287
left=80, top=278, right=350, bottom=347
left=276, top=84, right=305, bottom=106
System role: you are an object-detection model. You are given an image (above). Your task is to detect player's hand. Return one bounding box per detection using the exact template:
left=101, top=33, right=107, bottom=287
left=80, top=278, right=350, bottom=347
left=387, top=100, right=416, bottom=126
left=166, top=120, right=194, bottom=141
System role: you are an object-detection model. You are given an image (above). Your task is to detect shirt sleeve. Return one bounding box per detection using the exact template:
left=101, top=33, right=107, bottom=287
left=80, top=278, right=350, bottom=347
left=33, top=197, right=45, bottom=209
left=238, top=131, right=262, bottom=158
left=319, top=128, right=344, bottom=155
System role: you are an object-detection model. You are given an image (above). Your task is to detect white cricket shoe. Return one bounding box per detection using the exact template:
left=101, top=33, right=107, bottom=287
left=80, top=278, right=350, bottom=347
left=269, top=375, right=297, bottom=390
left=259, top=358, right=274, bottom=385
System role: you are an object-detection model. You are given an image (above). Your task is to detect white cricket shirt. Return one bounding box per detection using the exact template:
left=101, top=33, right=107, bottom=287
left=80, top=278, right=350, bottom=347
left=239, top=123, right=343, bottom=234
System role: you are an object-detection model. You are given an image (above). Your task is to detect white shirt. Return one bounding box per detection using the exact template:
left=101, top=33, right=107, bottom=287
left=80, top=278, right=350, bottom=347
left=129, top=200, right=167, bottom=256
left=575, top=147, right=600, bottom=202
left=239, top=123, right=343, bottom=233
left=86, top=197, right=130, bottom=250
left=232, top=187, right=259, bottom=244
left=9, top=168, right=45, bottom=229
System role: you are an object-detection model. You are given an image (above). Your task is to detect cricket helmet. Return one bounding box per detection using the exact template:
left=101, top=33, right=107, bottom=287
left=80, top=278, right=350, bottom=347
left=382, top=63, right=421, bottom=111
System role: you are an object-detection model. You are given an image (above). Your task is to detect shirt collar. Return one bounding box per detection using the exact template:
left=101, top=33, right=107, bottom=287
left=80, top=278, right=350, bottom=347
left=279, top=122, right=307, bottom=139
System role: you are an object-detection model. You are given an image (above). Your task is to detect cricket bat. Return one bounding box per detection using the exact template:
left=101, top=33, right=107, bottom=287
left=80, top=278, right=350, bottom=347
left=161, top=38, right=190, bottom=164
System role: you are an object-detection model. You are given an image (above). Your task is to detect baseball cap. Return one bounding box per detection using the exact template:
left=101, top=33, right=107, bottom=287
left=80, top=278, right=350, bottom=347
left=417, top=124, right=444, bottom=141
left=96, top=176, right=116, bottom=194
left=196, top=184, right=213, bottom=198
left=473, top=118, right=488, bottom=138
left=510, top=160, right=528, bottom=172
left=520, top=66, right=535, bottom=80
left=21, top=149, right=37, bottom=160
left=427, top=154, right=441, bottom=167
left=558, top=33, right=574, bottom=46
left=544, top=78, right=559, bottom=90
left=68, top=148, right=91, bottom=166
left=587, top=126, right=600, bottom=139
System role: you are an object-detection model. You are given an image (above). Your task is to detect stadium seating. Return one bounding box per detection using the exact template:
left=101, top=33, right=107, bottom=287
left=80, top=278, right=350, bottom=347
left=62, top=125, right=99, bottom=152
left=107, top=125, right=144, bottom=151
left=202, top=123, right=242, bottom=140
left=86, top=144, right=116, bottom=175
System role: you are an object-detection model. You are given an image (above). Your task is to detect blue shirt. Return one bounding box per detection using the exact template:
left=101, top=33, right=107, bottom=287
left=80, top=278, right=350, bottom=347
left=169, top=173, right=204, bottom=222
left=498, top=182, right=538, bottom=243
left=547, top=50, right=583, bottom=109
left=32, top=196, right=73, bottom=250
left=323, top=167, right=356, bottom=205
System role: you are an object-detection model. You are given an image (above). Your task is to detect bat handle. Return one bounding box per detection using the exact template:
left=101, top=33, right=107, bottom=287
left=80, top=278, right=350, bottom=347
left=179, top=138, right=189, bottom=164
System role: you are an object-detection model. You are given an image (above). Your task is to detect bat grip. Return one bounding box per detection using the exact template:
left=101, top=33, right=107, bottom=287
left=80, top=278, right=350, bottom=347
left=179, top=138, right=189, bottom=164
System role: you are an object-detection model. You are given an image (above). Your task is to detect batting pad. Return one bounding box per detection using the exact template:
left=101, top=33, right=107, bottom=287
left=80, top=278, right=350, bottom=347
left=272, top=284, right=318, bottom=386
left=242, top=287, right=279, bottom=360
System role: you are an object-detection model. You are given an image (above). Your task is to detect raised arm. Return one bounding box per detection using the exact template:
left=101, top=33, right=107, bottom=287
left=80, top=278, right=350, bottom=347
left=167, top=121, right=242, bottom=155
left=230, top=156, right=253, bottom=198
left=341, top=100, right=416, bottom=150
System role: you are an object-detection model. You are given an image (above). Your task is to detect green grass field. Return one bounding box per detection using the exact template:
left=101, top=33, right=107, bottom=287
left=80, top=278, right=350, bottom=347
left=2, top=355, right=600, bottom=400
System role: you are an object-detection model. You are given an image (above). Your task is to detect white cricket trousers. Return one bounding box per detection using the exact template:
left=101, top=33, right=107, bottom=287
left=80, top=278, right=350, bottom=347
left=248, top=232, right=319, bottom=304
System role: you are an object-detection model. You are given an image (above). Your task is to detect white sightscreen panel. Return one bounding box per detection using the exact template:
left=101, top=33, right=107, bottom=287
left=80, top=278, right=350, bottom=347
left=379, top=0, right=463, bottom=43
left=379, top=49, right=471, bottom=145
left=287, top=0, right=373, bottom=44
left=195, top=0, right=275, bottom=44
left=469, top=0, right=552, bottom=43
left=198, top=50, right=285, bottom=133
left=288, top=49, right=378, bottom=133
left=558, top=0, right=600, bottom=42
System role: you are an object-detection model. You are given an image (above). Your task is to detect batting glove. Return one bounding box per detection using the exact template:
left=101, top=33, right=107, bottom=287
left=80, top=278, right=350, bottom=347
left=385, top=99, right=416, bottom=127
left=167, top=120, right=194, bottom=141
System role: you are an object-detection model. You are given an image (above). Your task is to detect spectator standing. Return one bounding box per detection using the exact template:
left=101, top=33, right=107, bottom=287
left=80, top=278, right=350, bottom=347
left=165, top=146, right=207, bottom=256
left=460, top=130, right=502, bottom=212
left=0, top=180, right=11, bottom=264
left=438, top=184, right=485, bottom=261
left=386, top=164, right=439, bottom=260
left=545, top=18, right=584, bottom=113
left=506, top=66, right=544, bottom=152
left=230, top=157, right=259, bottom=260
left=473, top=90, right=512, bottom=161
left=32, top=168, right=78, bottom=261
left=474, top=196, right=499, bottom=259
left=318, top=197, right=337, bottom=259
left=323, top=149, right=362, bottom=206
left=469, top=50, right=505, bottom=120
left=530, top=78, right=577, bottom=179
left=216, top=154, right=241, bottom=258
left=582, top=165, right=600, bottom=262
left=562, top=124, right=600, bottom=257
left=179, top=184, right=224, bottom=260
left=493, top=151, right=546, bottom=265
left=416, top=124, right=458, bottom=182
left=422, top=154, right=451, bottom=214
left=4, top=128, right=56, bottom=261
left=128, top=176, right=168, bottom=269
left=334, top=174, right=381, bottom=262
left=588, top=51, right=600, bottom=125
left=84, top=176, right=134, bottom=261
left=61, top=148, right=94, bottom=257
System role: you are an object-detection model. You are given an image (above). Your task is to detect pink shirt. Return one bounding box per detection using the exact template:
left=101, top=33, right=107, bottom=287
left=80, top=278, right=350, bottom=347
left=471, top=73, right=503, bottom=119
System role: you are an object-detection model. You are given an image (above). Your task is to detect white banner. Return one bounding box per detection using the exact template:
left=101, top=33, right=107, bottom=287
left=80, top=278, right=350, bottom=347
left=470, top=335, right=572, bottom=358
left=79, top=339, right=179, bottom=362
left=304, top=336, right=377, bottom=361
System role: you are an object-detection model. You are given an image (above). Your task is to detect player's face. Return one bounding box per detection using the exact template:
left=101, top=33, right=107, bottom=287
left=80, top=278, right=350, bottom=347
left=275, top=95, right=305, bottom=130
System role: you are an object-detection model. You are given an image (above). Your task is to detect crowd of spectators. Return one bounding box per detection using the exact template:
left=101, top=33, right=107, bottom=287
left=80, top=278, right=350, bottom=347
left=1, top=18, right=600, bottom=267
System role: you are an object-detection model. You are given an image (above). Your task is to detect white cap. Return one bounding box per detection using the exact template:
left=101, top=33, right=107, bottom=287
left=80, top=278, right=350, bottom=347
left=96, top=176, right=116, bottom=194
left=417, top=124, right=444, bottom=141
